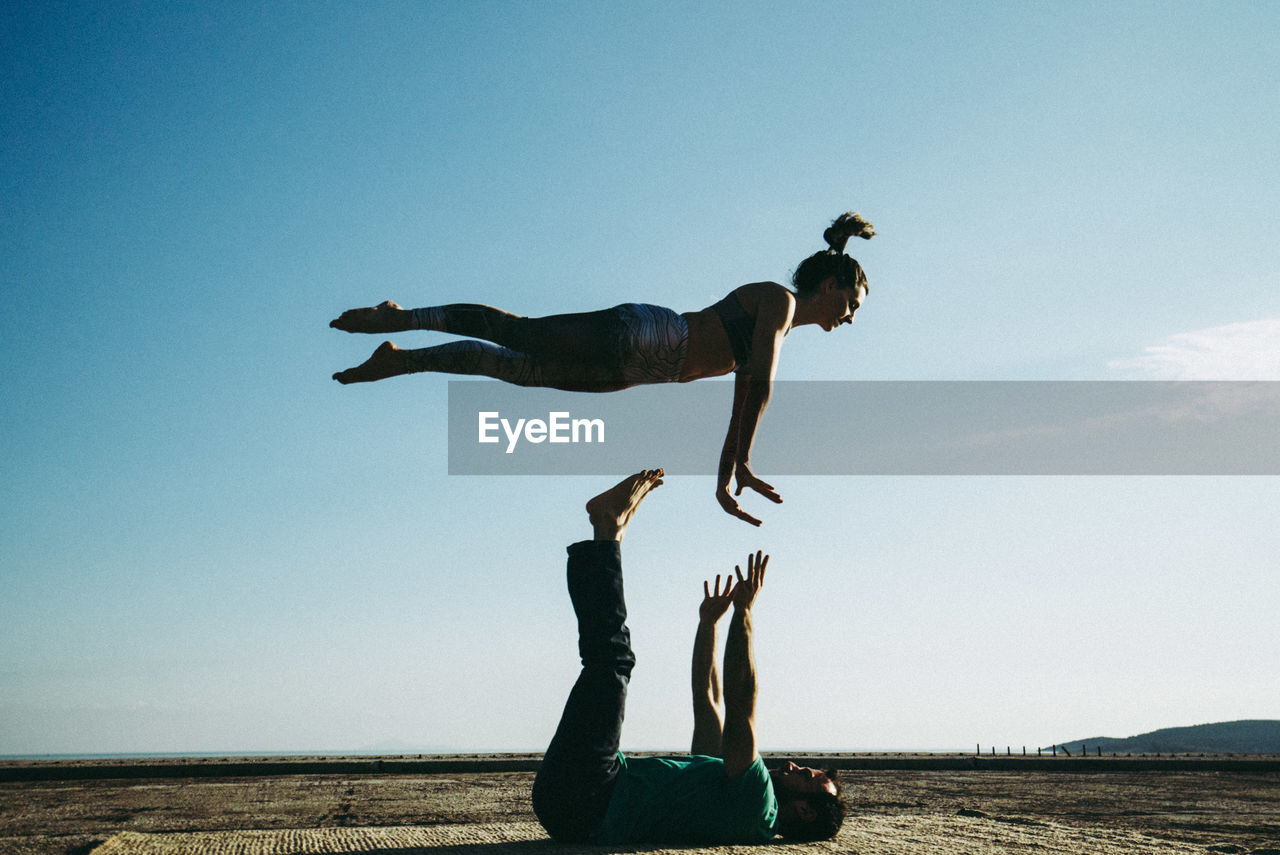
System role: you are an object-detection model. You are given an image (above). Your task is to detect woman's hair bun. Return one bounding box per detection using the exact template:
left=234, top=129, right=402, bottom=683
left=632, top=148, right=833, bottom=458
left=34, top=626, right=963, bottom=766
left=823, top=211, right=875, bottom=254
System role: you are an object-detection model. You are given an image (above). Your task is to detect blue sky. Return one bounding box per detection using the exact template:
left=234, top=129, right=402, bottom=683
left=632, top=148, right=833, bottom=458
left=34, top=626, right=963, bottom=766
left=2, top=1, right=1278, bottom=755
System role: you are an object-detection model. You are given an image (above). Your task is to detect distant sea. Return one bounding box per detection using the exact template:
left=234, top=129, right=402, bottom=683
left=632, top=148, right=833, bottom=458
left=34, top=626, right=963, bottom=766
left=2, top=747, right=964, bottom=762
left=0, top=751, right=423, bottom=761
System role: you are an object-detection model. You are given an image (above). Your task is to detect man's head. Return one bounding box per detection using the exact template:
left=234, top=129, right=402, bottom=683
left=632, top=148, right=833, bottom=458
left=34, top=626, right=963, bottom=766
left=770, top=761, right=845, bottom=841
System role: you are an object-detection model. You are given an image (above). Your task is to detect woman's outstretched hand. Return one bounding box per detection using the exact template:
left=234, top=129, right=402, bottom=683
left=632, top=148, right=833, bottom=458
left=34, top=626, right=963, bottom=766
left=735, top=465, right=782, bottom=506
left=717, top=485, right=763, bottom=527
left=717, top=465, right=781, bottom=526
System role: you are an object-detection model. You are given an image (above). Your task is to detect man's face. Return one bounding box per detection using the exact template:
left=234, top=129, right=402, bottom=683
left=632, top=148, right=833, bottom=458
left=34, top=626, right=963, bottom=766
left=772, top=761, right=838, bottom=797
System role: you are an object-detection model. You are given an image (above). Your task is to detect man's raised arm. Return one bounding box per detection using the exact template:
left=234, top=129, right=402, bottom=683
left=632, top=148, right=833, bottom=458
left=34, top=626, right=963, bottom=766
left=720, top=551, right=768, bottom=779
left=691, top=575, right=734, bottom=756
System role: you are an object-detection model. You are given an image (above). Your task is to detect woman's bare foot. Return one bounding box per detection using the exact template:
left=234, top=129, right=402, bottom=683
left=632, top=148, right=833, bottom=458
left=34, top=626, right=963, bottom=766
left=586, top=469, right=665, bottom=542
left=330, top=300, right=411, bottom=333
left=333, top=341, right=409, bottom=384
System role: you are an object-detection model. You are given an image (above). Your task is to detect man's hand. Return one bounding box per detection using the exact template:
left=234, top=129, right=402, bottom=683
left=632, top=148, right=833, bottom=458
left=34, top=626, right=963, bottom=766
left=721, top=550, right=767, bottom=779
left=699, top=574, right=735, bottom=624
left=731, top=551, right=768, bottom=612
left=716, top=485, right=763, bottom=527
left=734, top=463, right=783, bottom=507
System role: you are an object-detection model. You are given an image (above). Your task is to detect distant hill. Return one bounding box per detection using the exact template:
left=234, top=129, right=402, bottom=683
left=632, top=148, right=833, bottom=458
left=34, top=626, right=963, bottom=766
left=1056, top=719, right=1280, bottom=755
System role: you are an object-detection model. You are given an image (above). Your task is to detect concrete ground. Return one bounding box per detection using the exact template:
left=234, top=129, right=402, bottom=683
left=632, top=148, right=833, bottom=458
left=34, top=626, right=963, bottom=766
left=2, top=759, right=1278, bottom=854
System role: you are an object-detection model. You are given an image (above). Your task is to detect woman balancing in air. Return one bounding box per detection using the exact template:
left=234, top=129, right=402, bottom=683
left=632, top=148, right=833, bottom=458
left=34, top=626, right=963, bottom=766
left=331, top=211, right=874, bottom=526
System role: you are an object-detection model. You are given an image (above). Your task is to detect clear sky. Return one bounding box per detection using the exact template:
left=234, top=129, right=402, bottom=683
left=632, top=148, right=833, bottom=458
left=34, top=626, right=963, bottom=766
left=3, top=1, right=1278, bottom=755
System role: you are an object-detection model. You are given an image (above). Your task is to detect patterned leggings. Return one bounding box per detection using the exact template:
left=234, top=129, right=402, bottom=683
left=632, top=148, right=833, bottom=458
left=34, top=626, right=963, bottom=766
left=402, top=303, right=688, bottom=392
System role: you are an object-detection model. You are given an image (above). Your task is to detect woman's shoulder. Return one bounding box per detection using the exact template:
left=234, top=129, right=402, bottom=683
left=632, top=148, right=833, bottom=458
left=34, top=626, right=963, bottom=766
left=735, top=280, right=788, bottom=295
left=735, top=282, right=795, bottom=321
left=732, top=281, right=792, bottom=306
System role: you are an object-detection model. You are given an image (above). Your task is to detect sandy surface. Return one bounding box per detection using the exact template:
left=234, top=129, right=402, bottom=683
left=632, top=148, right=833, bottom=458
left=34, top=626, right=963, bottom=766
left=2, top=764, right=1278, bottom=854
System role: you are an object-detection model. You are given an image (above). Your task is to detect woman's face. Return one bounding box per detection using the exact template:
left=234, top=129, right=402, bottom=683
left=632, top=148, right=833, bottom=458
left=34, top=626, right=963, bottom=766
left=818, top=279, right=867, bottom=331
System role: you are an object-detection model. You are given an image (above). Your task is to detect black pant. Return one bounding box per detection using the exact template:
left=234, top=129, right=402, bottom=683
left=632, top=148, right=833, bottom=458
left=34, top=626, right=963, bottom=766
left=531, top=540, right=635, bottom=842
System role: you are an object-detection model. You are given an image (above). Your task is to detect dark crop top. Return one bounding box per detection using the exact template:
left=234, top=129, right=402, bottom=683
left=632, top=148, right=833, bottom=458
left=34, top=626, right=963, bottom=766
left=711, top=291, right=755, bottom=370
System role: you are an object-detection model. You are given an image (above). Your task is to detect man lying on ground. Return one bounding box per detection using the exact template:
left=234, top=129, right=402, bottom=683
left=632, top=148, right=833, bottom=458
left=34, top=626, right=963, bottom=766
left=531, top=469, right=844, bottom=844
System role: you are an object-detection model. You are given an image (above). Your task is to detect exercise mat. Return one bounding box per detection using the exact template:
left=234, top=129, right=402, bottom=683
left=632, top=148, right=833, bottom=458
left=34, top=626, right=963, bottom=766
left=94, top=814, right=1208, bottom=853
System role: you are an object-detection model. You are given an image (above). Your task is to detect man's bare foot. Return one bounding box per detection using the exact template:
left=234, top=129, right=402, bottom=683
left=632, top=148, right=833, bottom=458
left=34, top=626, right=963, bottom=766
left=333, top=341, right=409, bottom=384
left=330, top=300, right=411, bottom=333
left=586, top=469, right=665, bottom=542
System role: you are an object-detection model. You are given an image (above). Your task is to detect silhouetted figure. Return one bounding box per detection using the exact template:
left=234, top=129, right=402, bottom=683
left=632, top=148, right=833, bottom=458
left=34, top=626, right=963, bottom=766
left=529, top=470, right=845, bottom=844
left=331, top=212, right=874, bottom=526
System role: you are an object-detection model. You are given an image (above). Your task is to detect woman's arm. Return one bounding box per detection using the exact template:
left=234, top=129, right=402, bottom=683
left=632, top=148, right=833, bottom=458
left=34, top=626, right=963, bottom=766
left=715, top=286, right=790, bottom=525
left=715, top=372, right=758, bottom=524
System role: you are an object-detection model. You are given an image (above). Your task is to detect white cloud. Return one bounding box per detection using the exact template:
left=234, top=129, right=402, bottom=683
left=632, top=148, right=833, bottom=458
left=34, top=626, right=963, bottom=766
left=1109, top=318, right=1280, bottom=379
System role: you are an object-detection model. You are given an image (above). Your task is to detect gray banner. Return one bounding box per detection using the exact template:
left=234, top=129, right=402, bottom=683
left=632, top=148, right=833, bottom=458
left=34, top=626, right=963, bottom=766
left=446, top=381, right=1280, bottom=475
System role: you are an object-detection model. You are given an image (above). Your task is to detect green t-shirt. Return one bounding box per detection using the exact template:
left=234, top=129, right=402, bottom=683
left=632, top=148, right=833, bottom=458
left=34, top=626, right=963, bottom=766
left=592, top=753, right=778, bottom=844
